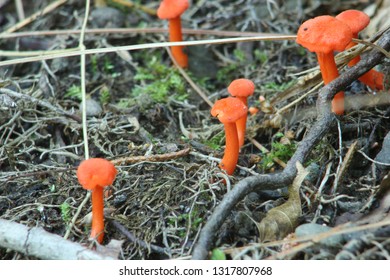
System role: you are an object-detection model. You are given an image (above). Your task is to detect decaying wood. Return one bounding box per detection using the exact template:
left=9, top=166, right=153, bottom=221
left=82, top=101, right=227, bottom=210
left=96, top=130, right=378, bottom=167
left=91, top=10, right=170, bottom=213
left=0, top=218, right=116, bottom=260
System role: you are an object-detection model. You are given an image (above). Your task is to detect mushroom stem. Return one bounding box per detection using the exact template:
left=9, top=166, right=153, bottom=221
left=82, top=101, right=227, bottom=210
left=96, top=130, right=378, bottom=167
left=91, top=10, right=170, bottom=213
left=346, top=41, right=360, bottom=66
left=346, top=40, right=384, bottom=91
left=359, top=70, right=384, bottom=90
left=90, top=187, right=105, bottom=243
left=316, top=51, right=344, bottom=115
left=168, top=17, right=188, bottom=68
left=236, top=96, right=248, bottom=148
left=220, top=122, right=240, bottom=175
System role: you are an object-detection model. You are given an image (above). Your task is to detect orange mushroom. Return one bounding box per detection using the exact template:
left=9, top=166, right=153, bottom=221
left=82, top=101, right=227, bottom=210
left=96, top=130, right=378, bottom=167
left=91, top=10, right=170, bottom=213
left=248, top=106, right=259, bottom=116
left=336, top=10, right=384, bottom=91
left=77, top=158, right=117, bottom=243
left=227, top=78, right=255, bottom=147
left=211, top=97, right=248, bottom=175
left=157, top=0, right=189, bottom=68
left=296, top=15, right=353, bottom=115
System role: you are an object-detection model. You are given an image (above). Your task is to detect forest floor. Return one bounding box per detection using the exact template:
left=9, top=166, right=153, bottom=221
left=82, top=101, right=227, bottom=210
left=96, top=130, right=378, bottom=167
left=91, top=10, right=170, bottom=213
left=1, top=0, right=390, bottom=260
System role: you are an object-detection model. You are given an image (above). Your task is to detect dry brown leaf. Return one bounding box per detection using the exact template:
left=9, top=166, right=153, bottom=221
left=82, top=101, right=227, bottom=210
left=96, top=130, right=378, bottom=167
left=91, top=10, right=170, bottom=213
left=257, top=162, right=309, bottom=242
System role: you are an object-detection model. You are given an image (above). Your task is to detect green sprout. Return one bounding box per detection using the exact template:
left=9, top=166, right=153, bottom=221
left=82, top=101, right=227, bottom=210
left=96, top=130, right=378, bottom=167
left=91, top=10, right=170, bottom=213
left=64, top=85, right=82, bottom=101
left=261, top=134, right=297, bottom=169
left=131, top=55, right=187, bottom=103
left=99, top=87, right=111, bottom=105
left=203, top=130, right=225, bottom=150
left=60, top=202, right=71, bottom=223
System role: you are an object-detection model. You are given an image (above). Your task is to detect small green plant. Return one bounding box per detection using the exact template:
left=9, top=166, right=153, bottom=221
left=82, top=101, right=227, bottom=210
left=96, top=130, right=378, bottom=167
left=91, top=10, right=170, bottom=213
left=211, top=248, right=227, bottom=260
left=203, top=130, right=225, bottom=150
left=116, top=97, right=136, bottom=108
left=99, top=86, right=111, bottom=105
left=261, top=134, right=297, bottom=169
left=167, top=209, right=203, bottom=238
left=90, top=55, right=98, bottom=75
left=132, top=55, right=188, bottom=103
left=60, top=202, right=71, bottom=223
left=64, top=85, right=82, bottom=100
left=254, top=49, right=268, bottom=64
left=233, top=49, right=246, bottom=63
left=216, top=49, right=247, bottom=83
left=89, top=55, right=120, bottom=77
left=262, top=80, right=296, bottom=92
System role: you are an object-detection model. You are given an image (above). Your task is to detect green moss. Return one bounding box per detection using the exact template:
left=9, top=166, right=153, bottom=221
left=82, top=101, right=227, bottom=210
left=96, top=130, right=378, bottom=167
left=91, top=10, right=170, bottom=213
left=99, top=87, right=111, bottom=105
left=203, top=130, right=225, bottom=150
left=261, top=134, right=297, bottom=169
left=64, top=85, right=82, bottom=101
left=131, top=55, right=188, bottom=103
left=254, top=49, right=268, bottom=64
left=60, top=202, right=71, bottom=223
left=167, top=208, right=204, bottom=238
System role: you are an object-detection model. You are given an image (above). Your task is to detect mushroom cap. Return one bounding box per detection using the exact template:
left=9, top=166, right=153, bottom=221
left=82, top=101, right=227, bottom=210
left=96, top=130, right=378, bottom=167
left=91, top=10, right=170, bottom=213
left=77, top=158, right=117, bottom=190
left=157, top=0, right=189, bottom=20
left=296, top=15, right=353, bottom=53
left=228, top=78, right=255, bottom=98
left=211, top=97, right=248, bottom=123
left=336, top=10, right=370, bottom=35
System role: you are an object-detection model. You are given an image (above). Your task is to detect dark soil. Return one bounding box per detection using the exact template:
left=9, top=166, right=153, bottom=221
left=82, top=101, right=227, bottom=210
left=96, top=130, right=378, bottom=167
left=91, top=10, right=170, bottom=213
left=1, top=0, right=390, bottom=260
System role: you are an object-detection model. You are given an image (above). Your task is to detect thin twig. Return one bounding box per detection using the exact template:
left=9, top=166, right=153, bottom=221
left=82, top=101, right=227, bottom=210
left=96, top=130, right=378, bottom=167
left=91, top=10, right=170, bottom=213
left=0, top=35, right=296, bottom=67
left=64, top=0, right=91, bottom=241
left=353, top=38, right=390, bottom=58
left=110, top=147, right=191, bottom=165
left=1, top=0, right=68, bottom=34
left=14, top=0, right=25, bottom=21
left=357, top=150, right=390, bottom=166
left=80, top=0, right=90, bottom=159
left=0, top=27, right=292, bottom=39
left=63, top=192, right=91, bottom=240
left=166, top=47, right=214, bottom=107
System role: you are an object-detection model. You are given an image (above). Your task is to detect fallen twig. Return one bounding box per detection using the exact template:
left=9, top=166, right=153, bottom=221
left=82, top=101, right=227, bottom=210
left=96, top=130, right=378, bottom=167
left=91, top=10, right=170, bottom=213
left=110, top=147, right=191, bottom=165
left=1, top=0, right=68, bottom=34
left=0, top=218, right=116, bottom=260
left=167, top=47, right=214, bottom=107
left=191, top=29, right=390, bottom=260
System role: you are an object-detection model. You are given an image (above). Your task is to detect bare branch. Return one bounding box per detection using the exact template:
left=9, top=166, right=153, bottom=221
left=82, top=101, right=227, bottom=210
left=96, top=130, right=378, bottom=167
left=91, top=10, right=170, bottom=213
left=0, top=219, right=116, bottom=260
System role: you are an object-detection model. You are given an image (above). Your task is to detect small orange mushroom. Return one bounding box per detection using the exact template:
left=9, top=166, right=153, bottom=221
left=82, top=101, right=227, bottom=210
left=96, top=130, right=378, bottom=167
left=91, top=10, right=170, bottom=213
left=77, top=158, right=117, bottom=244
left=336, top=10, right=384, bottom=91
left=157, top=0, right=189, bottom=68
left=248, top=106, right=259, bottom=116
left=227, top=78, right=255, bottom=147
left=297, top=15, right=353, bottom=115
left=211, top=97, right=248, bottom=175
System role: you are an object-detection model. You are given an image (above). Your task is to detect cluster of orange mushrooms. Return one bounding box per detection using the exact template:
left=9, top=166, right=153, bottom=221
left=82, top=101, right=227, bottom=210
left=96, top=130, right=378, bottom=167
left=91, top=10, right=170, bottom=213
left=76, top=2, right=384, bottom=244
